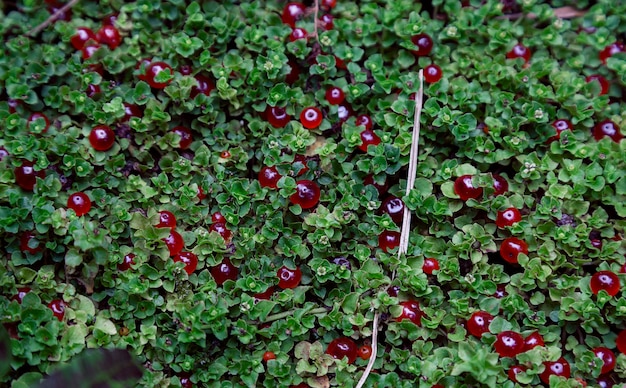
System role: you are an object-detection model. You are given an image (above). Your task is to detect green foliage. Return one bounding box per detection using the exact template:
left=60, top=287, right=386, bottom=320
left=1, top=0, right=626, bottom=387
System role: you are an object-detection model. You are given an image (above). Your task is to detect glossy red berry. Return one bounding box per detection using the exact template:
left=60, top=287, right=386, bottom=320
left=593, top=120, right=622, bottom=142
left=96, top=25, right=121, bottom=49
left=378, top=230, right=400, bottom=253
left=190, top=75, right=215, bottom=98
left=28, top=112, right=50, bottom=133
left=380, top=196, right=404, bottom=224
left=454, top=175, right=482, bottom=201
left=499, top=237, right=528, bottom=264
left=590, top=271, right=620, bottom=296
left=89, top=125, right=115, bottom=151
left=325, top=86, right=345, bottom=105
left=422, top=258, right=439, bottom=275
left=12, top=287, right=31, bottom=303
left=67, top=192, right=92, bottom=216
left=492, top=174, right=509, bottom=196
left=263, top=351, right=276, bottom=362
left=424, top=64, right=442, bottom=83
left=494, top=331, right=524, bottom=357
left=300, top=107, right=323, bottom=129
left=290, top=180, right=321, bottom=209
left=466, top=311, right=494, bottom=337
left=599, top=42, right=625, bottom=64
left=122, top=103, right=143, bottom=121
left=163, top=230, right=184, bottom=257
left=266, top=106, right=291, bottom=128
left=48, top=299, right=66, bottom=321
left=358, top=129, right=381, bottom=152
left=506, top=43, right=532, bottom=63
left=156, top=211, right=176, bottom=228
left=549, top=119, right=573, bottom=142
left=277, top=266, right=302, bottom=289
left=592, top=346, right=616, bottom=374
left=496, top=208, right=522, bottom=228
left=70, top=27, right=96, bottom=50
left=586, top=74, right=610, bottom=96
left=282, top=2, right=306, bottom=27
left=209, top=223, right=232, bottom=241
left=326, top=337, right=357, bottom=364
left=143, top=61, right=174, bottom=89
left=411, top=33, right=433, bottom=56
left=81, top=43, right=101, bottom=60
left=355, top=114, right=373, bottom=130
left=14, top=161, right=45, bottom=191
left=319, top=14, right=334, bottom=30
left=211, top=258, right=238, bottom=285
left=357, top=345, right=372, bottom=360
left=174, top=252, right=198, bottom=275
left=171, top=126, right=193, bottom=149
left=523, top=331, right=544, bottom=351
left=397, top=300, right=423, bottom=326
left=20, top=231, right=42, bottom=254
left=289, top=28, right=308, bottom=42
left=259, top=166, right=282, bottom=189
left=540, top=358, right=571, bottom=384
left=118, top=253, right=136, bottom=271
left=508, top=365, right=527, bottom=383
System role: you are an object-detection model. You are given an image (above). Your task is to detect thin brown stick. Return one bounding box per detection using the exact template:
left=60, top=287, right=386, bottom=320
left=26, top=0, right=80, bottom=37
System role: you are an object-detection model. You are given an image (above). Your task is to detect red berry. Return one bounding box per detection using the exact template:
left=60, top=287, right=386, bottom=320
left=593, top=120, right=622, bottom=142
left=397, top=300, right=423, bottom=326
left=156, top=211, right=176, bottom=228
left=326, top=337, right=357, bottom=364
left=163, top=230, right=184, bottom=257
left=319, top=14, right=334, bottom=30
left=321, top=0, right=337, bottom=9
left=289, top=28, right=308, bottom=42
left=211, top=212, right=225, bottom=224
left=67, top=192, right=92, bottom=216
left=282, top=2, right=306, bottom=27
left=411, top=33, right=433, bottom=56
left=259, top=166, right=282, bottom=189
left=211, top=258, right=238, bottom=285
left=492, top=174, right=508, bottom=196
left=89, top=125, right=115, bottom=151
left=48, top=299, right=66, bottom=321
left=290, top=180, right=321, bottom=209
left=122, top=103, right=143, bottom=121
left=508, top=365, right=527, bottom=383
left=81, top=43, right=101, bottom=60
left=355, top=114, right=373, bottom=130
left=599, top=42, right=625, bottom=64
left=496, top=208, right=522, bottom=228
left=494, top=331, right=524, bottom=357
left=70, top=27, right=96, bottom=50
left=499, top=237, right=528, bottom=264
left=20, top=231, right=42, bottom=254
left=540, top=358, right=571, bottom=384
left=143, top=61, right=174, bottom=89
left=506, top=43, right=532, bottom=63
left=171, top=126, right=193, bottom=149
left=118, top=253, right=136, bottom=271
left=12, top=287, right=31, bottom=304
left=549, top=119, right=573, bottom=142
left=357, top=345, right=372, bottom=360
left=277, top=266, right=302, bottom=289
left=265, top=106, right=291, bottom=128
left=424, top=64, right=442, bottom=83
left=358, top=129, right=381, bottom=152
left=209, top=222, right=232, bottom=241
left=300, top=107, right=323, bottom=129
left=28, top=112, right=50, bottom=133
left=466, top=311, right=494, bottom=338
left=592, top=346, right=616, bottom=374
left=380, top=195, right=404, bottom=224
left=454, top=175, right=483, bottom=201
left=96, top=25, right=121, bottom=49
left=190, top=75, right=215, bottom=98
left=325, top=86, right=345, bottom=105
left=523, top=331, right=544, bottom=351
left=263, top=351, right=276, bottom=362
left=254, top=287, right=275, bottom=300
left=174, top=251, right=198, bottom=275
left=590, top=271, right=620, bottom=296
left=378, top=230, right=400, bottom=252
left=14, top=161, right=45, bottom=191
left=586, top=74, right=610, bottom=95
left=422, top=258, right=439, bottom=275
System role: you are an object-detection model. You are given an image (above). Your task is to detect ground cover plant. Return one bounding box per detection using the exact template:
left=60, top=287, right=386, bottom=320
left=1, top=0, right=626, bottom=386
